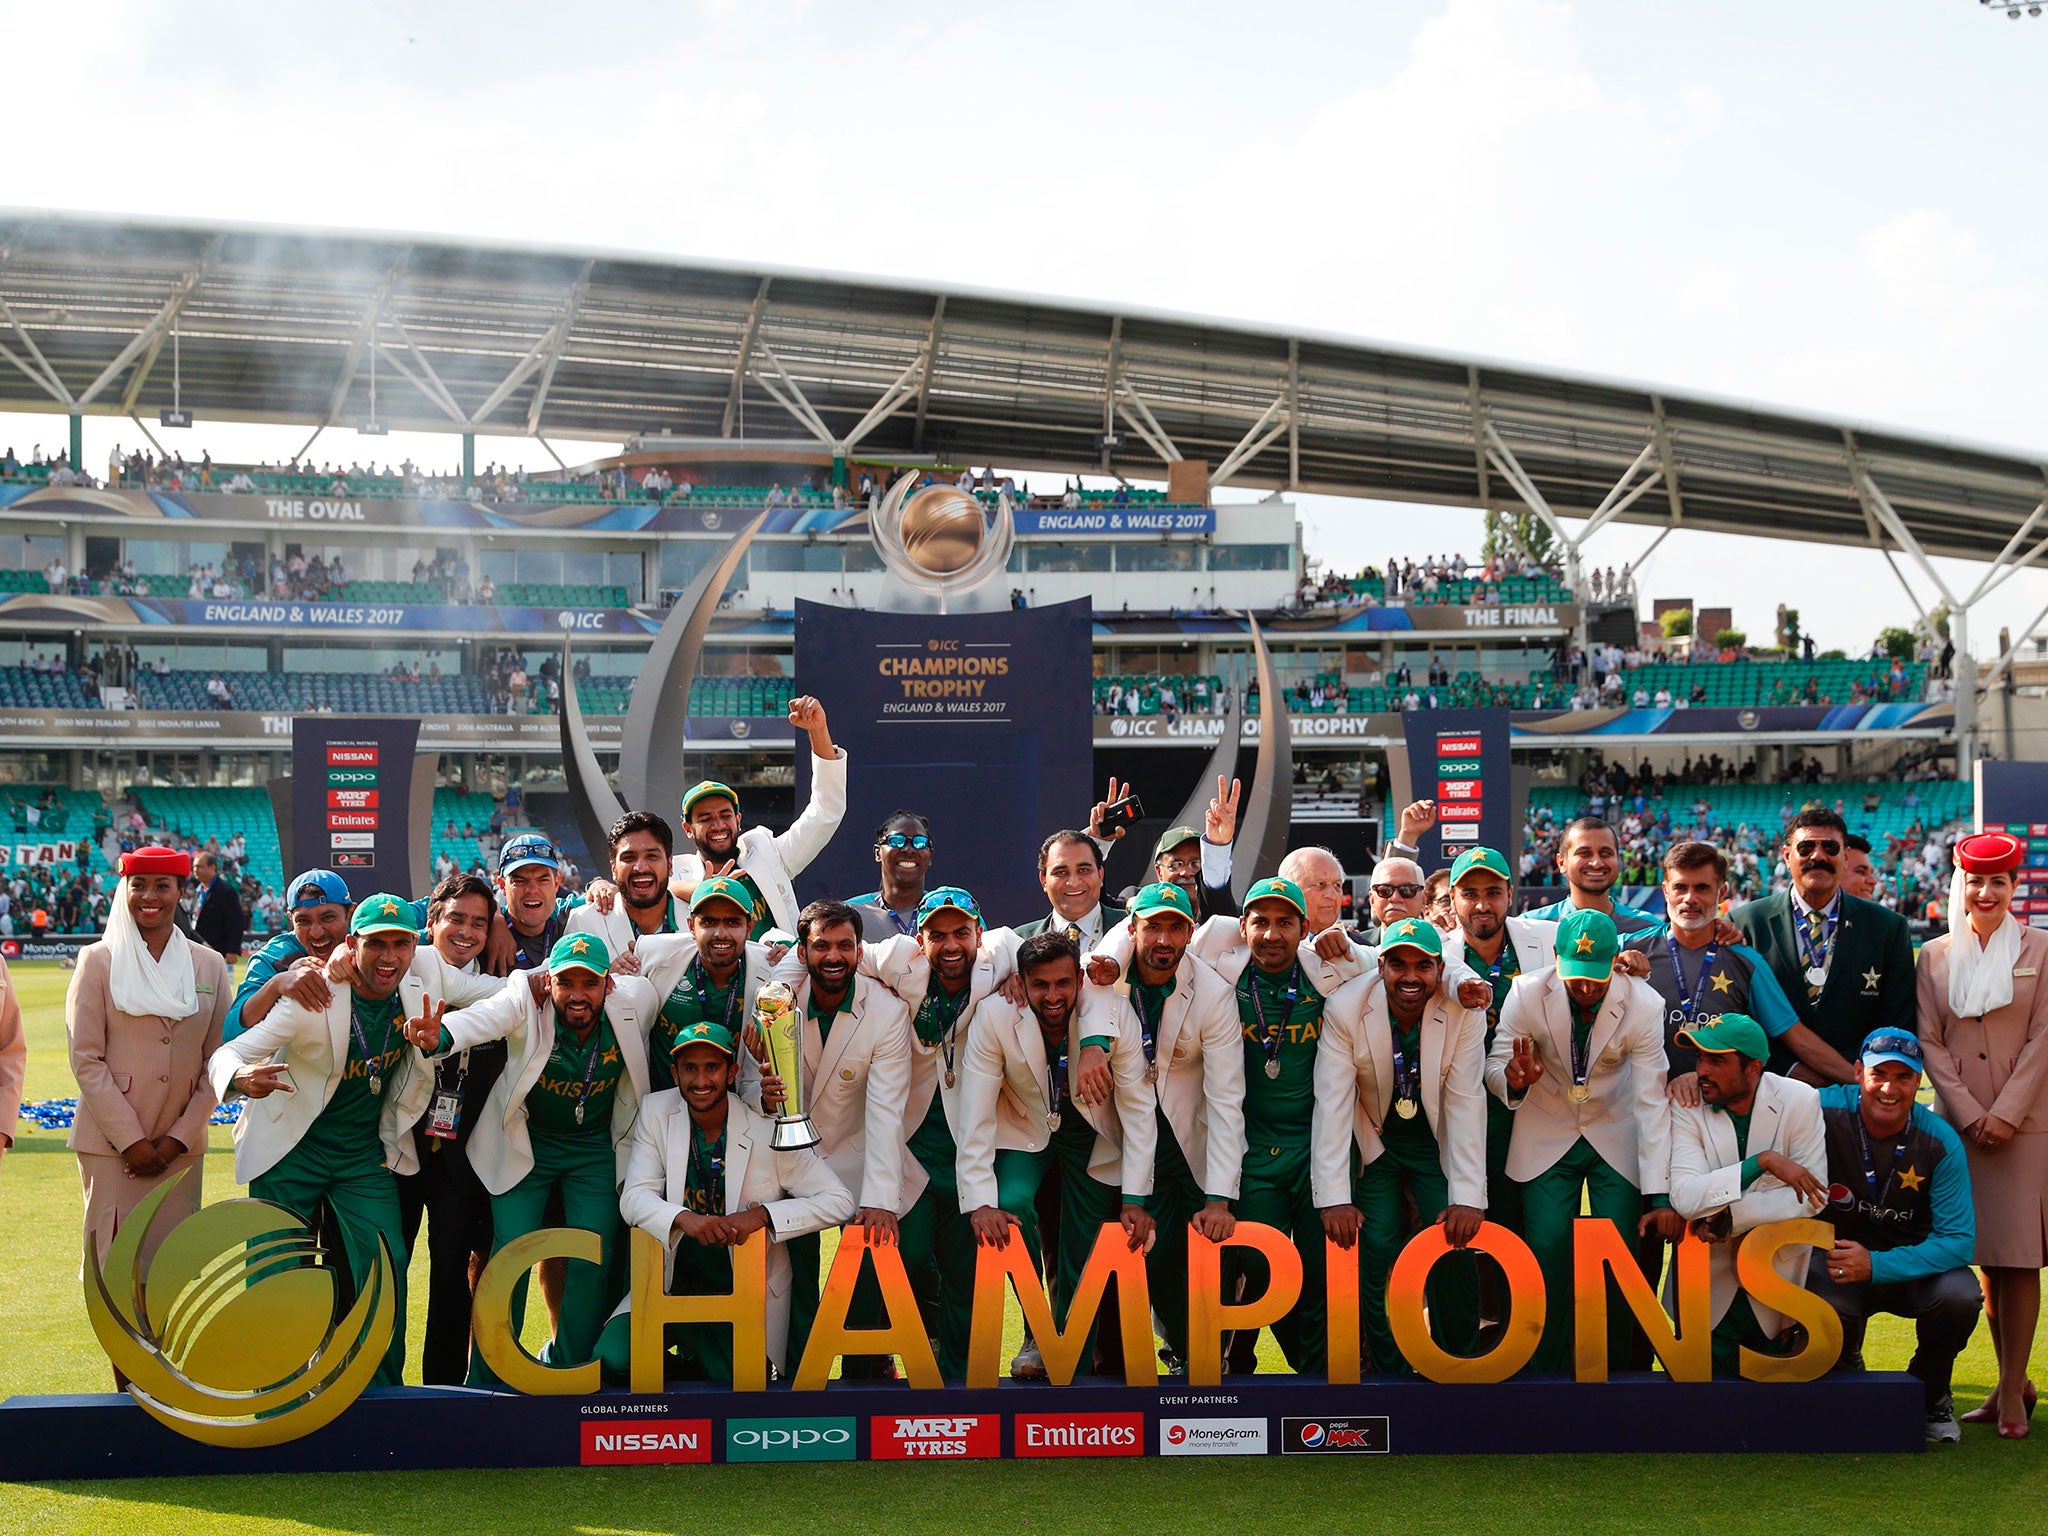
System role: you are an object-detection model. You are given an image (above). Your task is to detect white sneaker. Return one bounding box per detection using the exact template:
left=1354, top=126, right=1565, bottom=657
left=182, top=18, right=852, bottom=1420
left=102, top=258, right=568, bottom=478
left=1926, top=1396, right=1961, bottom=1445
left=1010, top=1339, right=1048, bottom=1380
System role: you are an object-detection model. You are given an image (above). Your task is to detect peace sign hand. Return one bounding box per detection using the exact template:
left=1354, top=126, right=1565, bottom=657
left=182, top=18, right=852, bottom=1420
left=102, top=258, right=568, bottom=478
left=404, top=997, right=449, bottom=1052
left=1206, top=775, right=1242, bottom=845
left=1504, top=1034, right=1544, bottom=1093
left=1090, top=776, right=1131, bottom=841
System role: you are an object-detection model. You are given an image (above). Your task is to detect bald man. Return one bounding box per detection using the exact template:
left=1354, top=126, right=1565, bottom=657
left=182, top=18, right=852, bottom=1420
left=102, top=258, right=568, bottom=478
left=1363, top=855, right=1428, bottom=942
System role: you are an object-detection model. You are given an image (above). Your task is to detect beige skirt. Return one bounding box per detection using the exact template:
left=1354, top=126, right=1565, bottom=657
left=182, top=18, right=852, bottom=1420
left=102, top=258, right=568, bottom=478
left=77, top=1148, right=205, bottom=1277
left=1968, top=1130, right=2048, bottom=1270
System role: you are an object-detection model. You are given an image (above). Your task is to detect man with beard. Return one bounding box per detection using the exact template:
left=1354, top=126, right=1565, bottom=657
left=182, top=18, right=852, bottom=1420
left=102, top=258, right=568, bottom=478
left=669, top=695, right=845, bottom=940
left=633, top=878, right=781, bottom=1095
left=1733, top=807, right=1916, bottom=1072
left=848, top=811, right=934, bottom=941
left=1664, top=1012, right=1828, bottom=1376
left=407, top=932, right=657, bottom=1387
left=1488, top=908, right=1682, bottom=1374
left=1628, top=841, right=1856, bottom=1101
left=1524, top=818, right=1663, bottom=935
left=223, top=869, right=354, bottom=1040
left=1015, top=831, right=1126, bottom=948
left=1077, top=882, right=1243, bottom=1370
left=209, top=895, right=444, bottom=1385
left=1315, top=918, right=1488, bottom=1372
left=769, top=898, right=916, bottom=1376
left=958, top=931, right=1156, bottom=1370
left=599, top=1019, right=853, bottom=1385
left=568, top=812, right=687, bottom=954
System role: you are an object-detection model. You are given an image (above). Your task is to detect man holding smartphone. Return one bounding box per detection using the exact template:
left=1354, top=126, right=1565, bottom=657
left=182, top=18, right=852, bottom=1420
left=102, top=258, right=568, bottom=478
left=1015, top=830, right=1125, bottom=949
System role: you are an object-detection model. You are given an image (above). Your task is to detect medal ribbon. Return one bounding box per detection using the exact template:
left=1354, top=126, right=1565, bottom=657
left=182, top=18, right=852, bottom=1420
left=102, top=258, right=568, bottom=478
left=1245, top=962, right=1302, bottom=1074
left=688, top=1125, right=727, bottom=1211
left=1795, top=903, right=1838, bottom=974
left=1045, top=1029, right=1069, bottom=1118
left=918, top=981, right=966, bottom=1081
left=1568, top=1001, right=1595, bottom=1089
left=1391, top=1024, right=1420, bottom=1107
left=348, top=995, right=400, bottom=1089
left=1130, top=967, right=1162, bottom=1068
left=563, top=1018, right=605, bottom=1123
left=688, top=955, right=745, bottom=1037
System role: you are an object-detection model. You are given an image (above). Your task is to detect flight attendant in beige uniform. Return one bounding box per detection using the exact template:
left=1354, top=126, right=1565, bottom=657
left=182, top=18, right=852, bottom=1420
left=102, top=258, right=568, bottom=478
left=65, top=847, right=232, bottom=1293
left=1917, top=830, right=2048, bottom=1439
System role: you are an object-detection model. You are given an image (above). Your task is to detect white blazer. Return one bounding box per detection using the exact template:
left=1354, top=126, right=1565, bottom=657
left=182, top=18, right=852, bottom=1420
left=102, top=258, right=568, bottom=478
left=1313, top=974, right=1489, bottom=1212
left=1077, top=951, right=1246, bottom=1199
left=953, top=995, right=1157, bottom=1210
left=434, top=972, right=658, bottom=1195
left=671, top=746, right=849, bottom=935
left=563, top=894, right=688, bottom=957
left=1486, top=967, right=1672, bottom=1194
left=859, top=934, right=1006, bottom=1150
left=635, top=933, right=779, bottom=1098
left=1498, top=915, right=1559, bottom=978
left=208, top=948, right=503, bottom=1184
left=615, top=1091, right=855, bottom=1372
left=1667, top=1073, right=1826, bottom=1331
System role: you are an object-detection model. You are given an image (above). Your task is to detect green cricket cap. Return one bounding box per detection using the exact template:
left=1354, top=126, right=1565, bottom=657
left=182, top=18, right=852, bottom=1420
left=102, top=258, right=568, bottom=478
left=1153, top=825, right=1203, bottom=860
left=916, top=885, right=983, bottom=927
left=1129, top=881, right=1195, bottom=921
left=547, top=932, right=611, bottom=975
left=1243, top=875, right=1307, bottom=917
left=1554, top=908, right=1620, bottom=982
left=1676, top=1012, right=1770, bottom=1064
left=1449, top=846, right=1511, bottom=885
left=681, top=780, right=739, bottom=817
left=670, top=1020, right=736, bottom=1058
left=1379, top=917, right=1444, bottom=958
left=690, top=875, right=754, bottom=915
left=349, top=893, right=418, bottom=937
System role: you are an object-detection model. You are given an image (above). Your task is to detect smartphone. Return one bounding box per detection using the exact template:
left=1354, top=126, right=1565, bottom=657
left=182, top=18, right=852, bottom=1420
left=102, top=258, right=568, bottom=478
left=1102, top=792, right=1144, bottom=828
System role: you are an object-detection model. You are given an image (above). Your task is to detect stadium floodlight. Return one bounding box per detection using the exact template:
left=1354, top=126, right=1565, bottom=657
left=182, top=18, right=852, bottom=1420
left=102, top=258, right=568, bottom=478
left=359, top=339, right=386, bottom=433
left=160, top=324, right=192, bottom=427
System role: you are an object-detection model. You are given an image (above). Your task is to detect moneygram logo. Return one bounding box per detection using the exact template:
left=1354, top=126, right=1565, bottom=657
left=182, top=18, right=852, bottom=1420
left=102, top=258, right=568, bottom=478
left=1015, top=1412, right=1143, bottom=1458
left=581, top=1418, right=710, bottom=1465
left=726, top=1417, right=856, bottom=1462
left=1281, top=1416, right=1389, bottom=1455
left=870, top=1414, right=998, bottom=1460
left=1160, top=1418, right=1268, bottom=1456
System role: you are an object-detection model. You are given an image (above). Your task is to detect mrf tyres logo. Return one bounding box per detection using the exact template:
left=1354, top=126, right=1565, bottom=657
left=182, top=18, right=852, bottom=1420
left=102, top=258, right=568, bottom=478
left=725, top=1416, right=856, bottom=1462
left=870, top=1414, right=998, bottom=1460
left=1014, top=1412, right=1143, bottom=1457
left=1282, top=1416, right=1389, bottom=1455
left=581, top=1418, right=710, bottom=1465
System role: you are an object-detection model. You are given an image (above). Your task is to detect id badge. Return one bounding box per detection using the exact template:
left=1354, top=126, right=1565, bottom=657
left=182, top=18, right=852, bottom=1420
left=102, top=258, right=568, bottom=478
left=425, top=1090, right=462, bottom=1140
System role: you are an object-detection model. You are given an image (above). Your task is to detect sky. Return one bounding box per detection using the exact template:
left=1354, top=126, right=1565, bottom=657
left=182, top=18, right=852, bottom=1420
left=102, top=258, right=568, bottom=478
left=4, top=0, right=2046, bottom=656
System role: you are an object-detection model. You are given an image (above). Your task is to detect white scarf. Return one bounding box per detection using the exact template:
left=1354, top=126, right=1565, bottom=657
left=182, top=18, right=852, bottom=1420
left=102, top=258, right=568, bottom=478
left=1946, top=867, right=2021, bottom=1020
left=106, top=885, right=198, bottom=1020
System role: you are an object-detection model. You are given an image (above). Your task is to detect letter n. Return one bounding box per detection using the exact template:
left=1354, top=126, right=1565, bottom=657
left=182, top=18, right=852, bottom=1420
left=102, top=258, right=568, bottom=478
left=1571, top=1218, right=1710, bottom=1382
left=791, top=1226, right=942, bottom=1389
left=966, top=1221, right=1154, bottom=1388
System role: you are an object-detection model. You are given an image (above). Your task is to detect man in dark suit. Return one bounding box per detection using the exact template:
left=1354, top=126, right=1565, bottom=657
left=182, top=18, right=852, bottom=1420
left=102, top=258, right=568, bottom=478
left=1732, top=806, right=1911, bottom=1079
left=192, top=851, right=246, bottom=960
left=1013, top=829, right=1126, bottom=948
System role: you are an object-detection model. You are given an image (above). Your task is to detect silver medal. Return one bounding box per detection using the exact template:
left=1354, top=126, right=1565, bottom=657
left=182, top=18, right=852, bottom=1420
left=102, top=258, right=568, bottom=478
left=1804, top=966, right=1828, bottom=988
left=575, top=1102, right=585, bottom=1125
left=1047, top=1110, right=1061, bottom=1132
left=1145, top=1062, right=1157, bottom=1084
left=1264, top=1058, right=1282, bottom=1080
left=368, top=1073, right=382, bottom=1098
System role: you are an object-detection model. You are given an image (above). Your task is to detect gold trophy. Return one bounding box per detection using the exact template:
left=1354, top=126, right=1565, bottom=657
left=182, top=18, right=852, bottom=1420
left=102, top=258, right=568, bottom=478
left=755, top=980, right=819, bottom=1150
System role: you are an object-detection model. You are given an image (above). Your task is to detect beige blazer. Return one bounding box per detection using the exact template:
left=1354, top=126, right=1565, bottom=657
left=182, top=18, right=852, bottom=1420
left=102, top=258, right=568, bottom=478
left=1077, top=950, right=1246, bottom=1199
left=1667, top=1072, right=1826, bottom=1331
left=1486, top=967, right=1672, bottom=1193
left=670, top=746, right=848, bottom=935
left=954, top=994, right=1157, bottom=1209
left=1313, top=974, right=1489, bottom=1211
left=67, top=941, right=231, bottom=1158
left=859, top=934, right=1007, bottom=1153
left=1, top=955, right=29, bottom=1149
left=615, top=1091, right=855, bottom=1371
left=1917, top=923, right=2048, bottom=1133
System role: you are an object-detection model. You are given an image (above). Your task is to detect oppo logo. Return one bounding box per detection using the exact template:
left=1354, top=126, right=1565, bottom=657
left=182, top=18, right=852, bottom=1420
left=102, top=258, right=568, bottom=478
left=731, top=1428, right=849, bottom=1448
left=725, top=1417, right=856, bottom=1461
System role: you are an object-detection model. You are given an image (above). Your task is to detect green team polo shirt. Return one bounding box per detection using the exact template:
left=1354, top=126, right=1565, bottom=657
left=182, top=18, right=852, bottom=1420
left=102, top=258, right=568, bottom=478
left=655, top=960, right=741, bottom=1093
left=526, top=1013, right=624, bottom=1137
left=1382, top=1015, right=1434, bottom=1146
left=1237, top=963, right=1324, bottom=1149
left=320, top=991, right=407, bottom=1136
left=1464, top=935, right=1521, bottom=1052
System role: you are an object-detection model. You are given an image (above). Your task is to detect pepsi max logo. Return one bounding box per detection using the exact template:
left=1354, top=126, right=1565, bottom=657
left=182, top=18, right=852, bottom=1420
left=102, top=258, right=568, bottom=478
left=1828, top=1183, right=1856, bottom=1211
left=1281, top=1416, right=1387, bottom=1454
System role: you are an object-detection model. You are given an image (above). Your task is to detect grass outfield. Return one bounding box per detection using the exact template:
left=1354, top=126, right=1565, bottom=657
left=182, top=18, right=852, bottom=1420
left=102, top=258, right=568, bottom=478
left=2, top=957, right=2044, bottom=1534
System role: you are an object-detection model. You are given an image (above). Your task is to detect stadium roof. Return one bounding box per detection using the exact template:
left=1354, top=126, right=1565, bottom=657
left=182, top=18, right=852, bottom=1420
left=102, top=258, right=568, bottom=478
left=2, top=210, right=2044, bottom=566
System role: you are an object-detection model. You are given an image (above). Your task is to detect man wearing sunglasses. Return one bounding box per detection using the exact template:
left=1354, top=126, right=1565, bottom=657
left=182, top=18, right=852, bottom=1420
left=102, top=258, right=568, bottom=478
left=849, top=811, right=934, bottom=941
left=1733, top=806, right=1916, bottom=1074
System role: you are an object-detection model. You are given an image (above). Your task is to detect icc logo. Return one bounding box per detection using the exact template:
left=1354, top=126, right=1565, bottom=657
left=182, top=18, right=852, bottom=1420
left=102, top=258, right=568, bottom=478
left=82, top=1173, right=396, bottom=1446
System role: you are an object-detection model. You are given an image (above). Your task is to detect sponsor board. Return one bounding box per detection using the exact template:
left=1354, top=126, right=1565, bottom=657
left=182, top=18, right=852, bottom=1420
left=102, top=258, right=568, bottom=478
left=1439, top=824, right=1479, bottom=843
left=1160, top=1418, right=1268, bottom=1456
left=326, top=769, right=378, bottom=786
left=1013, top=1412, right=1143, bottom=1457
left=868, top=1415, right=998, bottom=1460
left=724, top=1417, right=856, bottom=1463
left=579, top=1418, right=711, bottom=1465
left=1436, top=735, right=1482, bottom=758
left=1281, top=1416, right=1389, bottom=1455
left=1437, top=779, right=1480, bottom=801
left=1437, top=802, right=1483, bottom=822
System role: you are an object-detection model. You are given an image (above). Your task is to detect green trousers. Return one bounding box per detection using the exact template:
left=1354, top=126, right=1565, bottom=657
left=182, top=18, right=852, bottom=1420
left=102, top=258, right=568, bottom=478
left=1518, top=1136, right=1645, bottom=1374
left=594, top=1237, right=735, bottom=1384
left=1351, top=1134, right=1478, bottom=1374
left=469, top=1131, right=621, bottom=1388
left=251, top=1126, right=409, bottom=1387
left=783, top=1224, right=908, bottom=1379
left=1233, top=1141, right=1325, bottom=1374
left=991, top=1115, right=1124, bottom=1366
left=1710, top=1295, right=1775, bottom=1376
left=1483, top=1098, right=1525, bottom=1233
left=1146, top=1111, right=1205, bottom=1364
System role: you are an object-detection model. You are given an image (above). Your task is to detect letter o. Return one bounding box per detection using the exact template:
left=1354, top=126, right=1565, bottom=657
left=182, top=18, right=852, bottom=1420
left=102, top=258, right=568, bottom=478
left=1388, top=1221, right=1545, bottom=1383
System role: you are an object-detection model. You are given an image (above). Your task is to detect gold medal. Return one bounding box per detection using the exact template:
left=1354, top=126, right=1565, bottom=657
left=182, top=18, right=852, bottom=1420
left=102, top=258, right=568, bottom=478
left=1567, top=1082, right=1591, bottom=1104
left=1145, top=1062, right=1157, bottom=1084
left=944, top=1068, right=956, bottom=1090
left=1047, top=1111, right=1061, bottom=1132
left=1394, top=1098, right=1419, bottom=1120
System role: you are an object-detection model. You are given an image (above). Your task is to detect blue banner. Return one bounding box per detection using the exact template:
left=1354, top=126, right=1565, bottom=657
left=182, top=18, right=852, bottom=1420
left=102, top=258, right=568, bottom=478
left=1011, top=507, right=1214, bottom=535
left=1399, top=707, right=1514, bottom=871
left=792, top=597, right=1094, bottom=927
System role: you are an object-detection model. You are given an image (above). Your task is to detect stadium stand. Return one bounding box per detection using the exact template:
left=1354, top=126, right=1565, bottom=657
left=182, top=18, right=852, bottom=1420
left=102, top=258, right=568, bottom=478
left=135, top=669, right=492, bottom=714
left=130, top=785, right=286, bottom=897
left=0, top=665, right=98, bottom=709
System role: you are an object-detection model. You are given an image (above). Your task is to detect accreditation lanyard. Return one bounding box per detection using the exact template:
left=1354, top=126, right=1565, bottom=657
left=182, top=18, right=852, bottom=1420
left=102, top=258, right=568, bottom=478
left=1853, top=1112, right=1911, bottom=1205
left=348, top=995, right=401, bottom=1098
left=1466, top=939, right=1519, bottom=1036
left=1668, top=941, right=1718, bottom=1028
left=1245, top=962, right=1302, bottom=1080
left=560, top=1020, right=605, bottom=1126
left=687, top=1125, right=727, bottom=1210
left=688, top=957, right=744, bottom=1038
left=919, top=982, right=966, bottom=1087
left=883, top=904, right=917, bottom=938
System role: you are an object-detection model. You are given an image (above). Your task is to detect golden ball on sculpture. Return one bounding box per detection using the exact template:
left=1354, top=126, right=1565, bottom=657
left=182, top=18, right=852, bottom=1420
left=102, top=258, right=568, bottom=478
left=898, top=486, right=987, bottom=575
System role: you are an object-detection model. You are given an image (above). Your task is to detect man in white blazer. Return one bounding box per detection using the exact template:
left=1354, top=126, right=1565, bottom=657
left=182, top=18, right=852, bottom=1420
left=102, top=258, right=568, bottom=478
left=1665, top=1012, right=1828, bottom=1372
left=404, top=931, right=657, bottom=1387
left=763, top=898, right=918, bottom=1377
left=208, top=893, right=480, bottom=1386
left=1487, top=907, right=1682, bottom=1373
left=957, top=929, right=1156, bottom=1369
left=1075, top=881, right=1242, bottom=1369
left=1316, top=918, right=1489, bottom=1373
left=626, top=877, right=780, bottom=1095
left=668, top=695, right=846, bottom=939
left=597, top=1020, right=854, bottom=1384
left=564, top=810, right=689, bottom=956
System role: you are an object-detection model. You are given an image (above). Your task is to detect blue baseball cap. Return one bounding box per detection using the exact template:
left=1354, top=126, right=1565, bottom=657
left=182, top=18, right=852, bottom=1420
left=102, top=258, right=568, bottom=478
left=499, top=832, right=560, bottom=875
left=1859, top=1029, right=1924, bottom=1072
left=288, top=869, right=351, bottom=909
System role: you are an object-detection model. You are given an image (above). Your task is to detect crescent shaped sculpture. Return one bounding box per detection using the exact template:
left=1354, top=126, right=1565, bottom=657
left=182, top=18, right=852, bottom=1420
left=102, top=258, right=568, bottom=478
left=1228, top=614, right=1293, bottom=901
